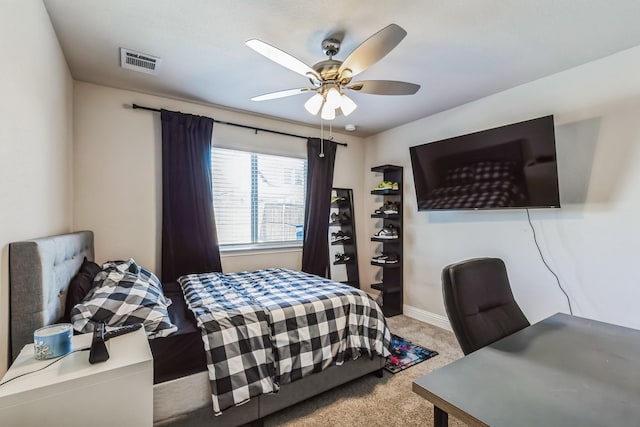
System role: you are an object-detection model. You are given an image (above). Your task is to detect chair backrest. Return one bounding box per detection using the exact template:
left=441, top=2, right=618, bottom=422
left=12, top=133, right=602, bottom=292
left=442, top=257, right=530, bottom=355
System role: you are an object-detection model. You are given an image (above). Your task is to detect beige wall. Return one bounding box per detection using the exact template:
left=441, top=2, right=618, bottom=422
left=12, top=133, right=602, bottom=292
left=73, top=82, right=366, bottom=278
left=0, top=0, right=74, bottom=375
left=365, top=44, right=640, bottom=329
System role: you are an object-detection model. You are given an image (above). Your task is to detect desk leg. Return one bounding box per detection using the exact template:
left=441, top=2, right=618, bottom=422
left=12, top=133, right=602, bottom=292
left=434, top=406, right=448, bottom=427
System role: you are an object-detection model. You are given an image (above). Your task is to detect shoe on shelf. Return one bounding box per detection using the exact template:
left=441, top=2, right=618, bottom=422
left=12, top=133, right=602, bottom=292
left=330, top=212, right=351, bottom=224
left=383, top=201, right=400, bottom=214
left=372, top=181, right=399, bottom=191
left=331, top=195, right=346, bottom=204
left=374, top=224, right=399, bottom=239
left=371, top=254, right=389, bottom=264
left=375, top=201, right=399, bottom=215
left=371, top=253, right=399, bottom=264
left=339, top=213, right=351, bottom=223
left=335, top=253, right=352, bottom=263
left=384, top=253, right=400, bottom=263
left=340, top=231, right=352, bottom=241
left=331, top=231, right=352, bottom=243
left=372, top=181, right=394, bottom=191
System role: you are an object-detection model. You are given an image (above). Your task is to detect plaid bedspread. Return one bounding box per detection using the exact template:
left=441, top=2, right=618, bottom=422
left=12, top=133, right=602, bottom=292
left=177, top=268, right=391, bottom=414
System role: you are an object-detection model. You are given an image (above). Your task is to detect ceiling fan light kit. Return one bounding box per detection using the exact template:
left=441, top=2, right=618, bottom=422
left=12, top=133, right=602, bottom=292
left=304, top=93, right=324, bottom=115
left=321, top=101, right=336, bottom=121
left=246, top=24, right=420, bottom=122
left=339, top=94, right=357, bottom=116
left=325, top=85, right=341, bottom=109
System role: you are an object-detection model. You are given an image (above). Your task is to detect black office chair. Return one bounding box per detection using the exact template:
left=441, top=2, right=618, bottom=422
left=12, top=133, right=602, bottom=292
left=442, top=258, right=530, bottom=355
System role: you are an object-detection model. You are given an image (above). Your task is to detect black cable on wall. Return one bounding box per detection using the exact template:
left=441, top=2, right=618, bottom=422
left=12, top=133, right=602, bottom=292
left=525, top=209, right=573, bottom=315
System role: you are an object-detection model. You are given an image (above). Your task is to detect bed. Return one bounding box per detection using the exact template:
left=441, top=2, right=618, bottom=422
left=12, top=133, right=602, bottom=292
left=9, top=231, right=389, bottom=426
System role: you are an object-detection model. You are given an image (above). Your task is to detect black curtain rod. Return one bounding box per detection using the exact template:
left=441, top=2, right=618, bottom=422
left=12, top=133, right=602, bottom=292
left=131, top=104, right=347, bottom=147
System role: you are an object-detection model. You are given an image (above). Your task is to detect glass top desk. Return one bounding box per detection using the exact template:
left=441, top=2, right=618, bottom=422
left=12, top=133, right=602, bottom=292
left=413, top=313, right=640, bottom=427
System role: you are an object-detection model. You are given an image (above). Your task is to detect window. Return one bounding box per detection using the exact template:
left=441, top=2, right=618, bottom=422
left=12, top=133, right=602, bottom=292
left=211, top=147, right=307, bottom=248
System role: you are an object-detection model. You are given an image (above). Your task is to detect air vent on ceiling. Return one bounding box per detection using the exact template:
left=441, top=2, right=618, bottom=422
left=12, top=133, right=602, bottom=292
left=120, top=48, right=161, bottom=75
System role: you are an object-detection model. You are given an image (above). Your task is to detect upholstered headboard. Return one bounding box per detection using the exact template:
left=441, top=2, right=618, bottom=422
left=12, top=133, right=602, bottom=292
left=9, top=231, right=94, bottom=362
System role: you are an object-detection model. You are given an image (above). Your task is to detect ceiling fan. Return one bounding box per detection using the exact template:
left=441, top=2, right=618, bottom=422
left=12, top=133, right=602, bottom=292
left=246, top=24, right=420, bottom=121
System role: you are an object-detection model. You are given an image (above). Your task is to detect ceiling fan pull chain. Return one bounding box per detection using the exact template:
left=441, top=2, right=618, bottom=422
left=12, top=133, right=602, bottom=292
left=319, top=118, right=325, bottom=158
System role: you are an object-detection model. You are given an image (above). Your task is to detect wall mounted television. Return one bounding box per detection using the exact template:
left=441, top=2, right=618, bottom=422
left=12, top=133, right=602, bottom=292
left=409, top=115, right=560, bottom=211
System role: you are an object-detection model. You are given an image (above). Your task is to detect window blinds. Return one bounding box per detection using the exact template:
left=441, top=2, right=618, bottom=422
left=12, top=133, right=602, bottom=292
left=211, top=147, right=307, bottom=247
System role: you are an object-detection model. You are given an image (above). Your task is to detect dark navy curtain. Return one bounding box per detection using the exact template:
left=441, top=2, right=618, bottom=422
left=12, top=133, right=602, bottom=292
left=301, top=138, right=337, bottom=277
left=161, top=109, right=222, bottom=282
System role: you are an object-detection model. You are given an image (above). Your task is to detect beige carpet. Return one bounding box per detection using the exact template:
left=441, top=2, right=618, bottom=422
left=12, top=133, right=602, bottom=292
left=265, top=315, right=467, bottom=427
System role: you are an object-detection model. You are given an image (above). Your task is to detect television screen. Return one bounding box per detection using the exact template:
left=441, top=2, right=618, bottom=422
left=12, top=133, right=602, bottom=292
left=409, top=115, right=560, bottom=211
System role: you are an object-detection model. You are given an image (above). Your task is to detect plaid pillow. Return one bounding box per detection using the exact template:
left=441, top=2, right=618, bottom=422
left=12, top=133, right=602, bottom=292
left=140, top=266, right=162, bottom=290
left=71, top=260, right=177, bottom=338
left=100, top=259, right=163, bottom=291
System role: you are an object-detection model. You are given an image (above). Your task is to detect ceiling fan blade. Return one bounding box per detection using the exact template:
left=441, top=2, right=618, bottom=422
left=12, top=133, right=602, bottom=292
left=246, top=39, right=320, bottom=81
left=250, top=87, right=313, bottom=101
left=347, top=80, right=420, bottom=95
left=338, top=24, right=407, bottom=78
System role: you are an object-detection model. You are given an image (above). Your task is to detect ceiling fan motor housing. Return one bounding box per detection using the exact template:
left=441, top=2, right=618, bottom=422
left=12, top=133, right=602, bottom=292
left=321, top=38, right=341, bottom=57
left=312, top=59, right=344, bottom=82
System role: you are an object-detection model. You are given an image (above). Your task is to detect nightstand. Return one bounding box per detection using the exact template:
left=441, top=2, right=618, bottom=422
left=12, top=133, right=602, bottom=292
left=0, top=328, right=153, bottom=426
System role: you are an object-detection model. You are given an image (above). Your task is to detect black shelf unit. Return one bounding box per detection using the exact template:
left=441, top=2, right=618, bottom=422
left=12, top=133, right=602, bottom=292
left=370, top=260, right=401, bottom=269
left=370, top=165, right=403, bottom=317
left=371, top=282, right=401, bottom=293
left=371, top=213, right=400, bottom=220
left=370, top=236, right=402, bottom=243
left=328, top=188, right=359, bottom=288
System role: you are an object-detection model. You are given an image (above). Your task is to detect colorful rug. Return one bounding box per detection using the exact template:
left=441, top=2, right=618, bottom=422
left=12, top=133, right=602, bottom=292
left=384, top=334, right=438, bottom=374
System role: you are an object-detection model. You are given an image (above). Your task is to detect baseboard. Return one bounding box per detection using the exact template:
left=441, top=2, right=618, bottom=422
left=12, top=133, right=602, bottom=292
left=403, top=304, right=452, bottom=331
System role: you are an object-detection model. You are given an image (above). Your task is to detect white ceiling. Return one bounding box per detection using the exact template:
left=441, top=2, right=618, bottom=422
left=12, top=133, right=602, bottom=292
left=44, top=0, right=640, bottom=137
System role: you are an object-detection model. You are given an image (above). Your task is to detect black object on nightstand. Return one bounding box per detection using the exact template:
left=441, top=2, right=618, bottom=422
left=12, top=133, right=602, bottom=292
left=89, top=322, right=109, bottom=364
left=104, top=323, right=143, bottom=341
